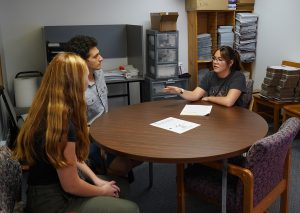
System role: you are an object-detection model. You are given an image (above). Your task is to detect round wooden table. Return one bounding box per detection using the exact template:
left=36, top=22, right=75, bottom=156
left=90, top=100, right=268, bottom=213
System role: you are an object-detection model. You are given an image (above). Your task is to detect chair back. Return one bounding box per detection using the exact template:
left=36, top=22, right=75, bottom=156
left=240, top=79, right=254, bottom=108
left=0, top=146, right=22, bottom=213
left=0, top=86, right=18, bottom=128
left=0, top=86, right=20, bottom=148
left=243, top=117, right=300, bottom=207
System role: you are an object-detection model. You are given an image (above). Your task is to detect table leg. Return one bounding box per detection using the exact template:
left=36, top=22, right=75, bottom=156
left=126, top=82, right=130, bottom=105
left=139, top=80, right=143, bottom=103
left=176, top=163, right=185, bottom=213
left=222, top=159, right=228, bottom=213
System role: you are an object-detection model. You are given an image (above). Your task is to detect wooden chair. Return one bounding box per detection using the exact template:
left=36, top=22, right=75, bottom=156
left=283, top=104, right=300, bottom=121
left=252, top=60, right=300, bottom=132
left=184, top=117, right=300, bottom=213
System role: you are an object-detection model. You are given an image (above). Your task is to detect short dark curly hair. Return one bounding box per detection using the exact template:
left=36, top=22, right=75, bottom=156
left=65, top=35, right=97, bottom=60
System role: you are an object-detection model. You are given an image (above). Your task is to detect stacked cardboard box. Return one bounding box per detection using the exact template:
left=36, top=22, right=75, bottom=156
left=236, top=0, right=255, bottom=11
left=237, top=0, right=255, bottom=3
left=185, top=0, right=228, bottom=11
left=236, top=3, right=255, bottom=11
left=260, top=65, right=300, bottom=102
left=151, top=12, right=178, bottom=32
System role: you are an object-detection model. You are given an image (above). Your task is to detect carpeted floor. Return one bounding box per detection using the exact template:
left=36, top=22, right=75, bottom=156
left=127, top=136, right=300, bottom=213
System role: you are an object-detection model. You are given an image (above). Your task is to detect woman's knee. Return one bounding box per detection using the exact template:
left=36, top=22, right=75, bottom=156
left=80, top=196, right=139, bottom=213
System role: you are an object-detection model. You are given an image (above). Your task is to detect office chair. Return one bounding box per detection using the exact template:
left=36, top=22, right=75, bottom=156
left=0, top=86, right=29, bottom=149
left=185, top=117, right=300, bottom=213
left=241, top=79, right=254, bottom=109
left=0, top=86, right=20, bottom=148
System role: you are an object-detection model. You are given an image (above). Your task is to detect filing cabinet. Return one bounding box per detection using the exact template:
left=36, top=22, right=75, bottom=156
left=144, top=77, right=189, bottom=101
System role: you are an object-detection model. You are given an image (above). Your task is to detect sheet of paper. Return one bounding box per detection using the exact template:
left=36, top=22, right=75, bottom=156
left=150, top=117, right=200, bottom=134
left=180, top=104, right=212, bottom=116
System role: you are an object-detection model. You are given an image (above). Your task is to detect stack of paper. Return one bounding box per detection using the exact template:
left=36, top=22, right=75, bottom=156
left=103, top=69, right=126, bottom=81
left=260, top=65, right=300, bottom=102
left=197, top=34, right=212, bottom=61
left=124, top=65, right=139, bottom=78
left=180, top=104, right=212, bottom=116
left=150, top=117, right=200, bottom=134
left=218, top=26, right=234, bottom=48
left=235, top=13, right=258, bottom=62
left=228, top=0, right=237, bottom=10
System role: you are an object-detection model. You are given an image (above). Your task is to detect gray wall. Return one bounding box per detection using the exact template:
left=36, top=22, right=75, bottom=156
left=0, top=0, right=188, bottom=95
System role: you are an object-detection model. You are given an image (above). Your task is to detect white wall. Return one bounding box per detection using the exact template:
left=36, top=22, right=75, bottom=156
left=0, top=0, right=300, bottom=93
left=253, top=0, right=300, bottom=89
left=0, top=0, right=188, bottom=95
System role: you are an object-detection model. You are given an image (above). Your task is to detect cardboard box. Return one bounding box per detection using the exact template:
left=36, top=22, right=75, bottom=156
left=238, top=0, right=255, bottom=3
left=151, top=12, right=178, bottom=32
left=185, top=0, right=228, bottom=11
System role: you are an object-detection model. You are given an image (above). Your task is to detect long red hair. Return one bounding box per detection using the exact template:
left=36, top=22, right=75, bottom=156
left=14, top=53, right=89, bottom=168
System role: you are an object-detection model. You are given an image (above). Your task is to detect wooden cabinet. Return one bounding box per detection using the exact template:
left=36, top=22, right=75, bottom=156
left=187, top=9, right=253, bottom=89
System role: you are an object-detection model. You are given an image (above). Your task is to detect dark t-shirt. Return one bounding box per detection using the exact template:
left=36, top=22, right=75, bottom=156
left=199, top=70, right=246, bottom=106
left=28, top=122, right=77, bottom=185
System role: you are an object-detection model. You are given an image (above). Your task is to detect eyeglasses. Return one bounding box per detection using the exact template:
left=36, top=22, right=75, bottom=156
left=212, top=56, right=225, bottom=62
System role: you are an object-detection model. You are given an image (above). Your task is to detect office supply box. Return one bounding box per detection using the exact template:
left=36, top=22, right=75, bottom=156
left=238, top=0, right=255, bottom=3
left=151, top=12, right=178, bottom=32
left=185, top=0, right=228, bottom=11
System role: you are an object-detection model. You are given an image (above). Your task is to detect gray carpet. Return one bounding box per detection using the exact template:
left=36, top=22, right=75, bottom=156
left=127, top=136, right=300, bottom=213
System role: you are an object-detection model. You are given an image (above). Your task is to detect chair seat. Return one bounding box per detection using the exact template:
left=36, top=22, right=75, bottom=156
left=185, top=164, right=243, bottom=213
left=284, top=104, right=300, bottom=116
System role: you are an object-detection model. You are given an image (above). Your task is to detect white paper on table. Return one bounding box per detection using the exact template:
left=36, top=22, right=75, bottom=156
left=180, top=104, right=212, bottom=116
left=150, top=117, right=200, bottom=134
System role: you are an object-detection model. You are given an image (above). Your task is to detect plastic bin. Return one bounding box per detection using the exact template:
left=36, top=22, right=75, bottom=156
left=14, top=71, right=43, bottom=107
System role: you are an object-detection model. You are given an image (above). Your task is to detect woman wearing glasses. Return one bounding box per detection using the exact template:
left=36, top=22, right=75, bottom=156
left=163, top=46, right=246, bottom=107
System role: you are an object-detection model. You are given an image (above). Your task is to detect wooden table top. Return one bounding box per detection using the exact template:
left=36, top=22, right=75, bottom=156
left=90, top=100, right=268, bottom=163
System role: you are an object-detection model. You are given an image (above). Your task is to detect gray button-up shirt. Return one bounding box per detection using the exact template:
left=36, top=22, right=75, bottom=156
left=85, top=69, right=108, bottom=125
